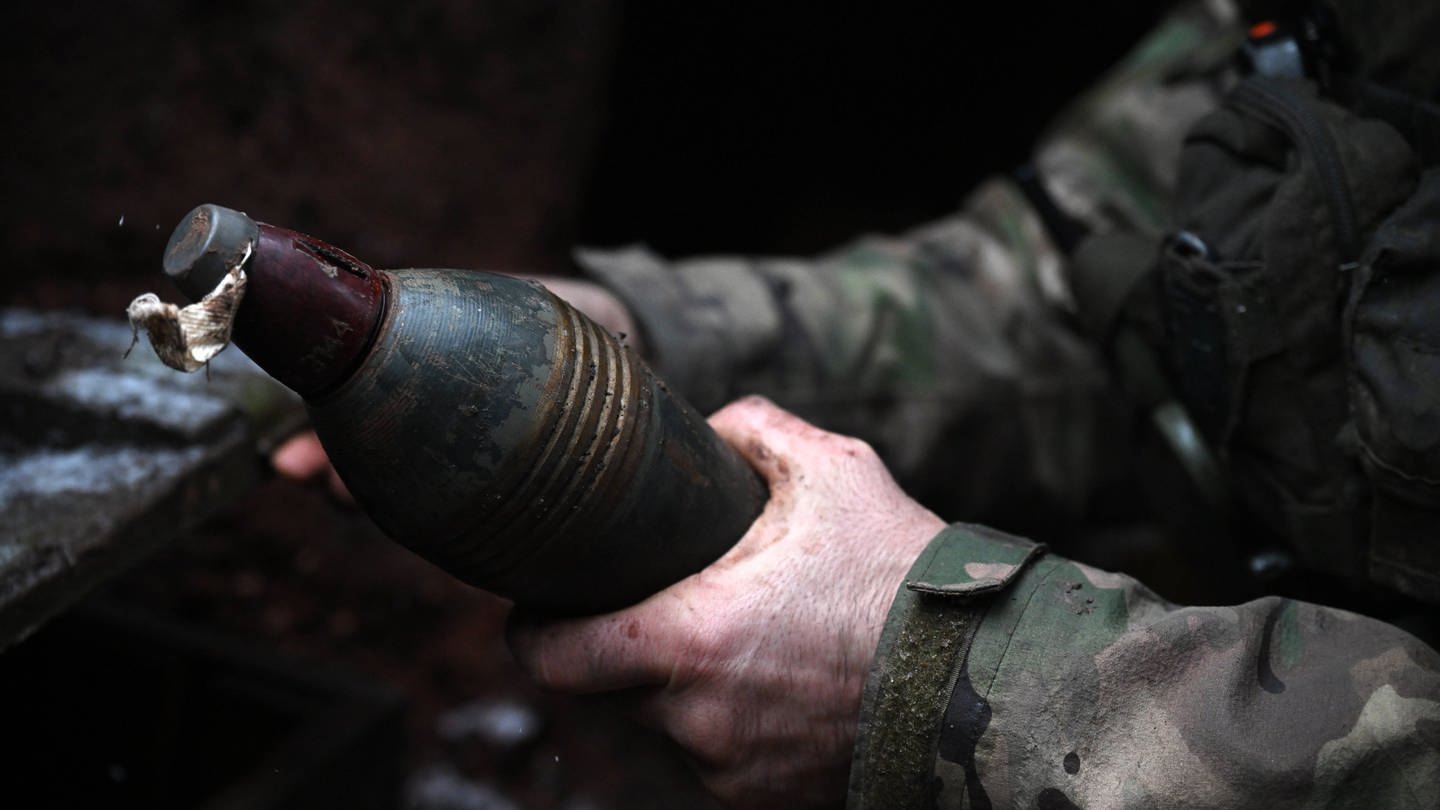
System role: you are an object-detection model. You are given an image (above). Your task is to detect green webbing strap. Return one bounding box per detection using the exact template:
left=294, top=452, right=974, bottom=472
left=1067, top=231, right=1160, bottom=343
left=1068, top=232, right=1233, bottom=513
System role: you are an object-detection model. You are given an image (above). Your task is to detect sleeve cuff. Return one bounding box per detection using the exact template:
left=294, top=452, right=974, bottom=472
left=847, top=523, right=1046, bottom=809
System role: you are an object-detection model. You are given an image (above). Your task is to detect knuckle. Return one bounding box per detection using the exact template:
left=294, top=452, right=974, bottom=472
left=506, top=626, right=571, bottom=691
left=720, top=394, right=772, bottom=422
left=683, top=613, right=740, bottom=671
left=671, top=701, right=742, bottom=765
left=832, top=433, right=880, bottom=464
left=510, top=644, right=556, bottom=688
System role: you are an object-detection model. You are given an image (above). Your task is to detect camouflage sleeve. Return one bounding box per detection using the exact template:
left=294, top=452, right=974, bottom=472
left=850, top=525, right=1440, bottom=809
left=578, top=179, right=1110, bottom=519
left=576, top=2, right=1242, bottom=519
left=1032, top=0, right=1243, bottom=238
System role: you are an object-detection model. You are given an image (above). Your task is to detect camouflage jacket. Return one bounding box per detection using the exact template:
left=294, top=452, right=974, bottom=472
left=578, top=1, right=1440, bottom=806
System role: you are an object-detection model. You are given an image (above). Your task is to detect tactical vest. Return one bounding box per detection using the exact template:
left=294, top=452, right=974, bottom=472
left=1065, top=1, right=1440, bottom=603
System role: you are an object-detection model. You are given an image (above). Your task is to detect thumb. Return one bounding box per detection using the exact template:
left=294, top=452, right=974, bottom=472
left=506, top=601, right=683, bottom=693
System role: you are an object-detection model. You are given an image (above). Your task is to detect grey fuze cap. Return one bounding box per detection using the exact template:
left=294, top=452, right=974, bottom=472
left=163, top=204, right=260, bottom=301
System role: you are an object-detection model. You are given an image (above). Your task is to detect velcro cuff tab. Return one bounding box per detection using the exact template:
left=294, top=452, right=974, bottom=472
left=906, top=523, right=1047, bottom=598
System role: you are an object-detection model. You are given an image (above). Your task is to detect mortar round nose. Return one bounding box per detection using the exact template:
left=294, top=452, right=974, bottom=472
left=163, top=204, right=260, bottom=301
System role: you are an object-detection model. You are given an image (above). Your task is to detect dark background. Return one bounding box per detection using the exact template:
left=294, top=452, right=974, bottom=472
left=0, top=1, right=1163, bottom=807
left=0, top=0, right=1161, bottom=307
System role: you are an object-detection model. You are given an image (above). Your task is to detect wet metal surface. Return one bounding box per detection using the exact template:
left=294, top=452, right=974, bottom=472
left=0, top=308, right=304, bottom=647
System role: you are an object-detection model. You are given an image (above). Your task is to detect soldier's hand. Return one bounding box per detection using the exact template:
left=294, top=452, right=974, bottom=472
left=271, top=429, right=354, bottom=502
left=270, top=274, right=638, bottom=499
left=507, top=396, right=944, bottom=809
